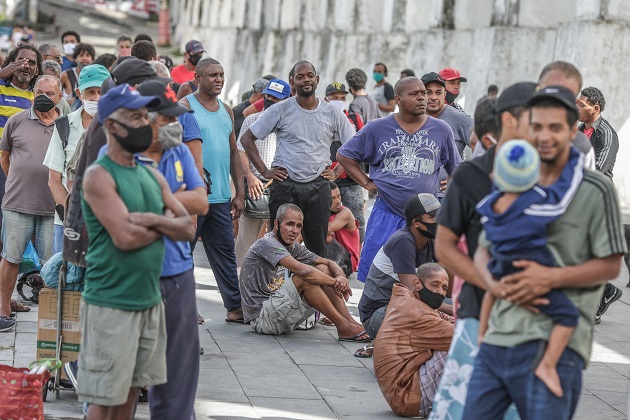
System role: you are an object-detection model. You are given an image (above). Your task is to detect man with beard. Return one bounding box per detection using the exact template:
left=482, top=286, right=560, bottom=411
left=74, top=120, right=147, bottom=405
left=0, top=75, right=62, bottom=331
left=179, top=58, right=246, bottom=323
left=240, top=60, right=355, bottom=258
left=60, top=42, right=95, bottom=108
left=337, top=76, right=460, bottom=282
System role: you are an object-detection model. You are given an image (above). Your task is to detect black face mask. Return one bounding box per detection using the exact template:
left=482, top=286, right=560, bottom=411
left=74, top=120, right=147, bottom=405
left=445, top=90, right=459, bottom=104
left=188, top=54, right=202, bottom=66
left=419, top=287, right=445, bottom=310
left=417, top=222, right=437, bottom=239
left=263, top=98, right=277, bottom=110
left=34, top=95, right=56, bottom=112
left=111, top=120, right=153, bottom=154
left=275, top=229, right=290, bottom=248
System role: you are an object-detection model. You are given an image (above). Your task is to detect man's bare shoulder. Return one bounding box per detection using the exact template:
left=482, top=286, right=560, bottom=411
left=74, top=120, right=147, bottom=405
left=83, top=163, right=113, bottom=191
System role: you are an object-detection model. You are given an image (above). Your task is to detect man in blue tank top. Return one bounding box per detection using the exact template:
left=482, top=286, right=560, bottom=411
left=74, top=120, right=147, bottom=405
left=179, top=58, right=246, bottom=322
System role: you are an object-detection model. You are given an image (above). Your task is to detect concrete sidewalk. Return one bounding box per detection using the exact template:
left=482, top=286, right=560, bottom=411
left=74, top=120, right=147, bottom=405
left=2, top=247, right=629, bottom=419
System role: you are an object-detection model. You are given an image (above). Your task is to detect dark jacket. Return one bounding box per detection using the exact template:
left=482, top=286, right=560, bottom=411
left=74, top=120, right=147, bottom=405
left=579, top=116, right=618, bottom=178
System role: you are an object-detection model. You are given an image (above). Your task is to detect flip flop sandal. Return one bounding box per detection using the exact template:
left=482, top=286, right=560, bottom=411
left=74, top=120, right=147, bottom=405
left=319, top=317, right=334, bottom=326
left=338, top=331, right=372, bottom=342
left=11, top=299, right=31, bottom=312
left=354, top=344, right=374, bottom=359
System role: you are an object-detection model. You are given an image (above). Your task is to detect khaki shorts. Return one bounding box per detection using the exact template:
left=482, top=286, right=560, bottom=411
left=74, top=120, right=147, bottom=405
left=77, top=300, right=167, bottom=406
left=251, top=277, right=315, bottom=335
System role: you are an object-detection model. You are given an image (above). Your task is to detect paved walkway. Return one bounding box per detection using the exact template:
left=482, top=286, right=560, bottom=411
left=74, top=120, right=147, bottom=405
left=1, top=247, right=629, bottom=419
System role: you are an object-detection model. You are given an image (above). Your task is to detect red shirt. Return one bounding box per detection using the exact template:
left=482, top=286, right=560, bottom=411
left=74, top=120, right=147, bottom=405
left=583, top=126, right=595, bottom=139
left=171, top=64, right=196, bottom=84
left=329, top=208, right=360, bottom=272
left=253, top=98, right=264, bottom=112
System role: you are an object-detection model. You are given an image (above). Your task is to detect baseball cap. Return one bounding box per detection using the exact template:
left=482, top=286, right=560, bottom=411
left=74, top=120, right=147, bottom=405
left=252, top=78, right=270, bottom=93
left=493, top=139, right=540, bottom=193
left=262, top=79, right=291, bottom=99
left=185, top=40, right=205, bottom=55
left=439, top=68, right=467, bottom=82
left=98, top=83, right=161, bottom=124
left=495, top=82, right=537, bottom=113
left=325, top=82, right=349, bottom=96
left=158, top=55, right=174, bottom=71
left=405, top=193, right=441, bottom=221
left=527, top=85, right=578, bottom=113
left=112, top=57, right=160, bottom=86
left=78, top=64, right=110, bottom=91
left=420, top=72, right=446, bottom=88
left=138, top=79, right=192, bottom=117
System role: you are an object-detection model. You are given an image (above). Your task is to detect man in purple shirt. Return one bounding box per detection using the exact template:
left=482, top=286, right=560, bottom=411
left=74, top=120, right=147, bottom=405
left=337, top=76, right=461, bottom=282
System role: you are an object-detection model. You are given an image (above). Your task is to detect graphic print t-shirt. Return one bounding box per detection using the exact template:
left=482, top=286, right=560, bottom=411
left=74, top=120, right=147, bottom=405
left=338, top=114, right=461, bottom=217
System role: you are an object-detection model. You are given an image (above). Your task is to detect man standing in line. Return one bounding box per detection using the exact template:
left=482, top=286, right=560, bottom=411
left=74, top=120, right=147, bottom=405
left=0, top=75, right=62, bottom=331
left=337, top=76, right=460, bottom=282
left=438, top=68, right=467, bottom=111
left=60, top=30, right=80, bottom=71
left=171, top=40, right=205, bottom=85
left=232, top=78, right=269, bottom=137
left=78, top=83, right=195, bottom=418
left=240, top=60, right=355, bottom=258
left=372, top=62, right=396, bottom=115
left=179, top=58, right=246, bottom=322
left=345, top=68, right=382, bottom=123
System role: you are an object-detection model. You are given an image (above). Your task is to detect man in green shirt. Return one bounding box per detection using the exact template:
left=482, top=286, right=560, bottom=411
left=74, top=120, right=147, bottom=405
left=78, top=83, right=196, bottom=418
left=463, top=86, right=626, bottom=419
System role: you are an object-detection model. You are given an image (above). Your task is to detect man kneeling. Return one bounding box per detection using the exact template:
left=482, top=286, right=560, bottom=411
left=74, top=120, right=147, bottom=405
left=374, top=263, right=454, bottom=417
left=239, top=203, right=370, bottom=341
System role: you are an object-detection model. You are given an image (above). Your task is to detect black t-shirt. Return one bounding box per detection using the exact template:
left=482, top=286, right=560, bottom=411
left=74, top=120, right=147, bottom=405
left=437, top=146, right=495, bottom=319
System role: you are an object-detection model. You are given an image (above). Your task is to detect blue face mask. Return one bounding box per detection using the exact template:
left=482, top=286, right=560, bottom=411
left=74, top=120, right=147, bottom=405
left=373, top=72, right=385, bottom=83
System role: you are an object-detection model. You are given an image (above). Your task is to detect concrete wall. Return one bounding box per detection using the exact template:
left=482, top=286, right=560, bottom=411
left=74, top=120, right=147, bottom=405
left=173, top=0, right=630, bottom=131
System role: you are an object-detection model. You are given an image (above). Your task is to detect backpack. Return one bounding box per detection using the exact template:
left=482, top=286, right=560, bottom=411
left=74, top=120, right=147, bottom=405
left=54, top=115, right=70, bottom=150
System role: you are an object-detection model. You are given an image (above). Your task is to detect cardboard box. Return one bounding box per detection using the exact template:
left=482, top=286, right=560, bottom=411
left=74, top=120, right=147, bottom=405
left=36, top=289, right=81, bottom=363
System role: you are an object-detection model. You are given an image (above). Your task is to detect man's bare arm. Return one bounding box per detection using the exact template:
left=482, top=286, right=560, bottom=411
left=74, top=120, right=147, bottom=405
left=83, top=165, right=161, bottom=251
left=435, top=225, right=487, bottom=290
left=48, top=170, right=68, bottom=207
left=328, top=208, right=355, bottom=234
left=1, top=150, right=10, bottom=176
left=174, top=186, right=208, bottom=216
left=336, top=153, right=376, bottom=191
left=184, top=139, right=204, bottom=178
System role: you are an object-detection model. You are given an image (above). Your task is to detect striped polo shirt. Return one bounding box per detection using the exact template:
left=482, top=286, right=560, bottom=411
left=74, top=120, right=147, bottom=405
left=0, top=79, right=34, bottom=136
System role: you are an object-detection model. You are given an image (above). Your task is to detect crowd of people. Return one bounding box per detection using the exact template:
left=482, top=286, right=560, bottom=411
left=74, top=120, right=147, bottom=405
left=0, top=29, right=626, bottom=420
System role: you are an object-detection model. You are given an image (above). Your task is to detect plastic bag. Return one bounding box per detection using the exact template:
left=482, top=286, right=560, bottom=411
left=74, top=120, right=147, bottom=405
left=0, top=364, right=49, bottom=419
left=18, top=242, right=41, bottom=274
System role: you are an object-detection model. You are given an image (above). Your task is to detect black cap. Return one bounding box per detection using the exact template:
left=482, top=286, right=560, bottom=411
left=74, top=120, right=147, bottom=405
left=185, top=40, right=205, bottom=55
left=495, top=82, right=537, bottom=113
left=112, top=57, right=159, bottom=86
left=420, top=72, right=446, bottom=88
left=325, top=82, right=349, bottom=96
left=138, top=79, right=192, bottom=117
left=405, top=193, right=441, bottom=222
left=527, top=85, right=578, bottom=113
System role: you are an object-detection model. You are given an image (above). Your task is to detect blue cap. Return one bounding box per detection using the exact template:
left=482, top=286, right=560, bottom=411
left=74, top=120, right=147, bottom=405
left=493, top=139, right=540, bottom=193
left=98, top=83, right=161, bottom=124
left=262, top=79, right=291, bottom=99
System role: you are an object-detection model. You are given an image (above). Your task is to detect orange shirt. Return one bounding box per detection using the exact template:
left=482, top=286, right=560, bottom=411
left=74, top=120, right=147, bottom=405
left=171, top=64, right=195, bottom=84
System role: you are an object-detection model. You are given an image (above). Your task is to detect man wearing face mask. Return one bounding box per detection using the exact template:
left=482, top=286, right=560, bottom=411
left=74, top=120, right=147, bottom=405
left=44, top=64, right=110, bottom=254
left=61, top=42, right=95, bottom=108
left=469, top=96, right=500, bottom=159
left=134, top=79, right=208, bottom=419
left=0, top=75, right=62, bottom=331
left=60, top=30, right=80, bottom=72
left=235, top=78, right=291, bottom=268
left=78, top=83, right=196, bottom=418
left=374, top=263, right=454, bottom=417
left=171, top=40, right=205, bottom=85
left=357, top=194, right=449, bottom=358
left=372, top=62, right=396, bottom=115
left=438, top=68, right=467, bottom=112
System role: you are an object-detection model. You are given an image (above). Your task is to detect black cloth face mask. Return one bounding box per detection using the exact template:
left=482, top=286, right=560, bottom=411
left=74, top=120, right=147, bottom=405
left=34, top=94, right=56, bottom=112
left=188, top=54, right=202, bottom=66
left=111, top=120, right=153, bottom=154
left=417, top=222, right=437, bottom=239
left=445, top=90, right=459, bottom=104
left=419, top=287, right=445, bottom=310
left=263, top=98, right=277, bottom=110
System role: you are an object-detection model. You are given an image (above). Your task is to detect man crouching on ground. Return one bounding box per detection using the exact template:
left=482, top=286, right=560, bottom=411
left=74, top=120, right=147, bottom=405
left=78, top=83, right=196, bottom=419
left=239, top=203, right=371, bottom=342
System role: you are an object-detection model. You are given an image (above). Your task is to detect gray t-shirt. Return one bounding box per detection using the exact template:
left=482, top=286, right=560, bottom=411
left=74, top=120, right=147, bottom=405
left=0, top=107, right=56, bottom=216
left=348, top=95, right=382, bottom=123
left=239, top=232, right=318, bottom=323
left=249, top=97, right=355, bottom=182
left=437, top=105, right=473, bottom=157
left=372, top=83, right=395, bottom=116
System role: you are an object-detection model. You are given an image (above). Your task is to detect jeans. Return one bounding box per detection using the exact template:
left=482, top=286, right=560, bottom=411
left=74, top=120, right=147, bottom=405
left=190, top=201, right=241, bottom=312
left=338, top=185, right=365, bottom=241
left=1, top=210, right=53, bottom=264
left=269, top=177, right=331, bottom=258
left=463, top=341, right=584, bottom=420
left=53, top=224, right=64, bottom=255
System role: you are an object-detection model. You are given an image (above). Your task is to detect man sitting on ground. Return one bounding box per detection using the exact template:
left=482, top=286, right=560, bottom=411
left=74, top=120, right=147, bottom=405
left=374, top=263, right=454, bottom=418
left=326, top=182, right=360, bottom=277
left=357, top=193, right=447, bottom=358
left=239, top=203, right=370, bottom=342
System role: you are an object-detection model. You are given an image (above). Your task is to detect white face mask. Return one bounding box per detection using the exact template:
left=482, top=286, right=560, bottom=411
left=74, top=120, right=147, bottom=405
left=328, top=100, right=346, bottom=112
left=63, top=43, right=76, bottom=56
left=471, top=134, right=498, bottom=158
left=82, top=99, right=99, bottom=116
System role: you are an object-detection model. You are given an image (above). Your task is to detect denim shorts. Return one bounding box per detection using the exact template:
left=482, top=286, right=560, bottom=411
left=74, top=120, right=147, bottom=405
left=1, top=210, right=53, bottom=264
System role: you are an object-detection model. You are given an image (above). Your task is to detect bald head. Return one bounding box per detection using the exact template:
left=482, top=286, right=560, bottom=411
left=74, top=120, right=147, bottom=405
left=394, top=76, right=424, bottom=96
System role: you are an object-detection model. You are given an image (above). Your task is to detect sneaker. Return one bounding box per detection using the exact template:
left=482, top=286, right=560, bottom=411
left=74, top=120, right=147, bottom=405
left=596, top=284, right=623, bottom=317
left=64, top=362, right=78, bottom=389
left=0, top=315, right=16, bottom=332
